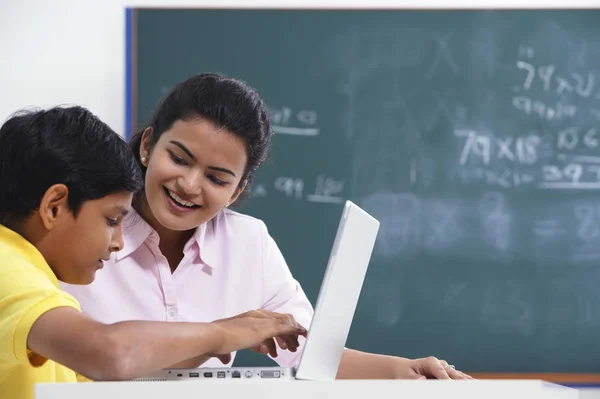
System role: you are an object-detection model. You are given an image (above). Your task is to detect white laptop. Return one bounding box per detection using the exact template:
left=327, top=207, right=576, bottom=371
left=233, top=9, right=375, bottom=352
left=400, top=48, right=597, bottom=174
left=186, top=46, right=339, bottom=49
left=133, top=200, right=380, bottom=382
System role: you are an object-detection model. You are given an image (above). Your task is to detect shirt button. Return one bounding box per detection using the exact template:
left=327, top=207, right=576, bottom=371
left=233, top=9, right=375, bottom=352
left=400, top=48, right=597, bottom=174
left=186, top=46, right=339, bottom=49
left=167, top=307, right=177, bottom=320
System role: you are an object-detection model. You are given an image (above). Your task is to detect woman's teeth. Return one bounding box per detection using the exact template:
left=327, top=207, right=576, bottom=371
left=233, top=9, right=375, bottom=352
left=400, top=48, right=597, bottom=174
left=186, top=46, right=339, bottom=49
left=167, top=189, right=196, bottom=208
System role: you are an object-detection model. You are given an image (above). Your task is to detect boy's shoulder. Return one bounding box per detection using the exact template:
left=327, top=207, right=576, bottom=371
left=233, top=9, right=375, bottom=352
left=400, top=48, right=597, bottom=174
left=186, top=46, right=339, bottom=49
left=0, top=248, right=57, bottom=294
left=0, top=240, right=80, bottom=327
left=0, top=237, right=39, bottom=274
left=0, top=233, right=76, bottom=302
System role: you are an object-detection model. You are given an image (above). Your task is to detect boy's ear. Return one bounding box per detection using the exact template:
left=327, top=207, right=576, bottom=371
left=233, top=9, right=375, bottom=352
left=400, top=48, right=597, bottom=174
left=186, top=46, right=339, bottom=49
left=39, top=184, right=70, bottom=230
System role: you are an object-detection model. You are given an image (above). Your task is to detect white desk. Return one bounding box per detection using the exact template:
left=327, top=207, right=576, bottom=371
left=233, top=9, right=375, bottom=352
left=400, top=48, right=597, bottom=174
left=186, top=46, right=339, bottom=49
left=35, top=379, right=577, bottom=399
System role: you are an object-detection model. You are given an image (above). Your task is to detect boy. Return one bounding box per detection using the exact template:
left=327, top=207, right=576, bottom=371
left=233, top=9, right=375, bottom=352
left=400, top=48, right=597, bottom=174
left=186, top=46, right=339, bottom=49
left=0, top=106, right=306, bottom=399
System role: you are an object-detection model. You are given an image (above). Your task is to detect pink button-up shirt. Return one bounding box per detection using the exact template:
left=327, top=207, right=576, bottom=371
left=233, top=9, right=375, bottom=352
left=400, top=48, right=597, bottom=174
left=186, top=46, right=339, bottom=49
left=61, top=209, right=313, bottom=367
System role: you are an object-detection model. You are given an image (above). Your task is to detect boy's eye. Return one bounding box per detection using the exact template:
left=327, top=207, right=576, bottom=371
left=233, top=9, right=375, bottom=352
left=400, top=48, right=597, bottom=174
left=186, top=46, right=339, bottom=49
left=169, top=152, right=188, bottom=166
left=107, top=218, right=119, bottom=227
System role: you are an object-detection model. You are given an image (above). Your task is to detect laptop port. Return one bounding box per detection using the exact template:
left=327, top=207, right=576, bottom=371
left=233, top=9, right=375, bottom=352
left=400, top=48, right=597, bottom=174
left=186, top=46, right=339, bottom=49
left=217, top=371, right=226, bottom=378
left=260, top=370, right=281, bottom=378
left=203, top=372, right=213, bottom=378
left=189, top=372, right=199, bottom=377
left=232, top=370, right=241, bottom=378
left=244, top=370, right=253, bottom=378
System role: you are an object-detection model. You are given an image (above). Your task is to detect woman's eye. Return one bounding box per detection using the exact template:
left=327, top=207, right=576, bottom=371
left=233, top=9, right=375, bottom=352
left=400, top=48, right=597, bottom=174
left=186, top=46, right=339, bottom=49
left=107, top=218, right=119, bottom=227
left=169, top=152, right=188, bottom=166
left=208, top=175, right=227, bottom=186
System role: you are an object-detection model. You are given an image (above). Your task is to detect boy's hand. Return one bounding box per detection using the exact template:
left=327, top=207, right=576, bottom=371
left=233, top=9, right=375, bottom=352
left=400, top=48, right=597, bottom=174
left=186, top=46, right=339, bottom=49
left=209, top=310, right=307, bottom=363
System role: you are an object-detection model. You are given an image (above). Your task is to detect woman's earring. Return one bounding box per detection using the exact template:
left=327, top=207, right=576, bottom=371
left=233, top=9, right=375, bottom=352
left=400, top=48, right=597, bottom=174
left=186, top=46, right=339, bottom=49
left=141, top=156, right=147, bottom=165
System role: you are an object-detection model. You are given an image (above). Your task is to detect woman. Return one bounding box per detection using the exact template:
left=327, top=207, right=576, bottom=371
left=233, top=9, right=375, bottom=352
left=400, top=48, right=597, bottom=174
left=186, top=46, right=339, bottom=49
left=63, top=73, right=470, bottom=379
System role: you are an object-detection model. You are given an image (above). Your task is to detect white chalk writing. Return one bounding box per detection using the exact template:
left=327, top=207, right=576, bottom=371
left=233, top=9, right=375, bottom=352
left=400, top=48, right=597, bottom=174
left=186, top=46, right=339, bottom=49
left=274, top=177, right=304, bottom=199
left=269, top=106, right=320, bottom=136
left=426, top=33, right=459, bottom=79
left=455, top=130, right=540, bottom=166
left=306, top=175, right=344, bottom=204
left=272, top=175, right=344, bottom=204
left=512, top=96, right=577, bottom=120
left=516, top=60, right=596, bottom=99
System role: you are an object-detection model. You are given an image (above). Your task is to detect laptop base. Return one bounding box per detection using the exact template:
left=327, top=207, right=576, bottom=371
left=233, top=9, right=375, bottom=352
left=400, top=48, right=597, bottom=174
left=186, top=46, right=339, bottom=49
left=131, top=367, right=296, bottom=381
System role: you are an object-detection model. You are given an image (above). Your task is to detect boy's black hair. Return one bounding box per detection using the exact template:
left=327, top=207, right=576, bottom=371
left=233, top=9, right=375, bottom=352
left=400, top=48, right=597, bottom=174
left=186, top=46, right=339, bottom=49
left=0, top=106, right=143, bottom=225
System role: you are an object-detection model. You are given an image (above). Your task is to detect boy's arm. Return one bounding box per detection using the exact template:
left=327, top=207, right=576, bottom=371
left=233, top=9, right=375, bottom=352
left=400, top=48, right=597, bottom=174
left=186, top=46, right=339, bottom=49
left=28, top=307, right=305, bottom=381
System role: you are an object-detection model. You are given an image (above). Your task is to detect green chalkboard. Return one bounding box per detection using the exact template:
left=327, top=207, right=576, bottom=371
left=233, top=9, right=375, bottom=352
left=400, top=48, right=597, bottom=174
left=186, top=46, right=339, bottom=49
left=129, top=9, right=600, bottom=373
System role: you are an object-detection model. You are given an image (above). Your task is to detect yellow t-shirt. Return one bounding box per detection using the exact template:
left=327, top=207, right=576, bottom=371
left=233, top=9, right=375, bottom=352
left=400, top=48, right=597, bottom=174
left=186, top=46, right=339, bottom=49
left=0, top=224, right=81, bottom=399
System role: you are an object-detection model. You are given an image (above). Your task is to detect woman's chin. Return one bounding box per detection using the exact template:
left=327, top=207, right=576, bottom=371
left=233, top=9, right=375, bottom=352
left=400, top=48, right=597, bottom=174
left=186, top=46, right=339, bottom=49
left=156, top=214, right=195, bottom=231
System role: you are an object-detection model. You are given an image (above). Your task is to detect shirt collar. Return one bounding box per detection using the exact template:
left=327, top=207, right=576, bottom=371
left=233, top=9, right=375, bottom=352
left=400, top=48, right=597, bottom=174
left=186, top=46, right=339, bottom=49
left=191, top=222, right=215, bottom=269
left=115, top=209, right=218, bottom=269
left=114, top=210, right=153, bottom=261
left=0, top=224, right=60, bottom=288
